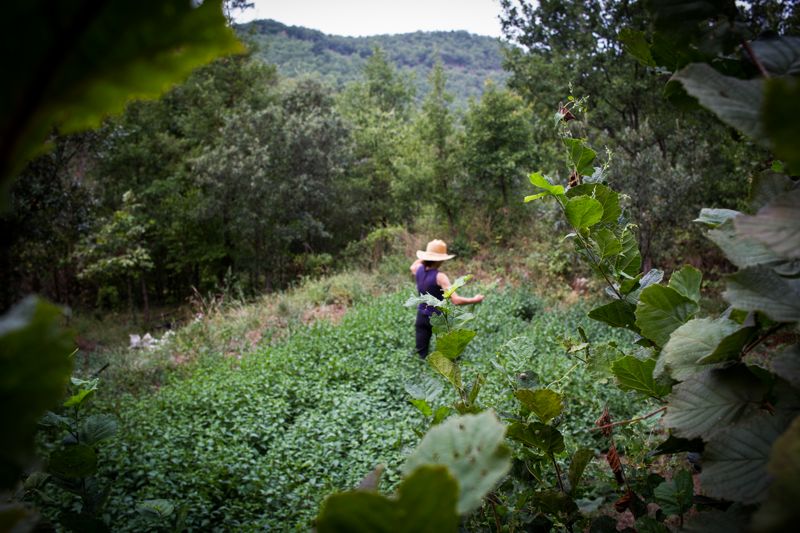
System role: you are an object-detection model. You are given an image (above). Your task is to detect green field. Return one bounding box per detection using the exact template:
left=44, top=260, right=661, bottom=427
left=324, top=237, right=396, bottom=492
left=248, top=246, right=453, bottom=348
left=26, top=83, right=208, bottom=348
left=96, top=289, right=641, bottom=530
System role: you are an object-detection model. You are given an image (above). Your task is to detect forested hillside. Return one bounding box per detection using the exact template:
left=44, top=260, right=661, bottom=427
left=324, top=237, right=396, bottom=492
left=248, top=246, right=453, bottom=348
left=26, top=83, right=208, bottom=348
left=239, top=19, right=509, bottom=105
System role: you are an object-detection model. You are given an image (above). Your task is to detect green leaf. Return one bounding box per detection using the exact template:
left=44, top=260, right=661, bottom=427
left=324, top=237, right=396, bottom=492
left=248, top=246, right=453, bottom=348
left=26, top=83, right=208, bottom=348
left=764, top=78, right=800, bottom=174
left=753, top=416, right=800, bottom=532
left=434, top=329, right=476, bottom=360
left=635, top=285, right=699, bottom=347
left=80, top=414, right=118, bottom=445
left=428, top=352, right=462, bottom=391
left=514, top=389, right=564, bottom=424
left=137, top=499, right=175, bottom=519
left=750, top=36, right=800, bottom=76
left=694, top=208, right=740, bottom=228
left=443, top=275, right=472, bottom=299
left=432, top=406, right=451, bottom=425
left=663, top=367, right=767, bottom=440
left=528, top=171, right=565, bottom=197
left=530, top=490, right=579, bottom=516
left=524, top=192, right=548, bottom=203
left=588, top=300, right=639, bottom=332
left=592, top=228, right=622, bottom=259
left=563, top=138, right=597, bottom=176
left=616, top=229, right=642, bottom=278
left=467, top=374, right=484, bottom=405
left=409, top=399, right=433, bottom=417
left=656, top=318, right=751, bottom=380
left=567, top=183, right=621, bottom=225
left=707, top=220, right=788, bottom=270
left=568, top=448, right=594, bottom=495
left=565, top=195, right=603, bottom=229
left=64, top=386, right=97, bottom=408
left=619, top=28, right=656, bottom=67
left=735, top=189, right=800, bottom=260
left=724, top=267, right=800, bottom=322
left=403, top=411, right=511, bottom=514
left=611, top=356, right=671, bottom=399
left=672, top=63, right=765, bottom=142
left=653, top=470, right=693, bottom=516
left=701, top=413, right=788, bottom=504
left=1, top=0, right=244, bottom=188
left=317, top=465, right=459, bottom=532
left=49, top=444, right=97, bottom=478
left=668, top=265, right=702, bottom=303
left=507, top=422, right=565, bottom=455
left=0, top=296, right=74, bottom=489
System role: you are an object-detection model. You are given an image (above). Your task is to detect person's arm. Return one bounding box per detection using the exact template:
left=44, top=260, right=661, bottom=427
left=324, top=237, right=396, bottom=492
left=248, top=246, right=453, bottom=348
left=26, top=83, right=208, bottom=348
left=410, top=259, right=423, bottom=275
left=437, top=273, right=484, bottom=305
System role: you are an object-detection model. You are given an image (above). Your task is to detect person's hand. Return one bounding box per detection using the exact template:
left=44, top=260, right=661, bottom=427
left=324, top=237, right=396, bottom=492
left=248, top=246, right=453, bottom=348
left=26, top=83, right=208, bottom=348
left=473, top=294, right=485, bottom=303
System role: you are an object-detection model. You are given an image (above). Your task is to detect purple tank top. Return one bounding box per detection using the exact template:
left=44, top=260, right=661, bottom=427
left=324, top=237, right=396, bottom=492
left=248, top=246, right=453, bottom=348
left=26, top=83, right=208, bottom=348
left=416, top=267, right=443, bottom=316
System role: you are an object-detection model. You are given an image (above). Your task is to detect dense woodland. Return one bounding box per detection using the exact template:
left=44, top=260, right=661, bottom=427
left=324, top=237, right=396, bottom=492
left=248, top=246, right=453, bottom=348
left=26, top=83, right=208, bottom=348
left=1, top=3, right=779, bottom=317
left=3, top=0, right=800, bottom=531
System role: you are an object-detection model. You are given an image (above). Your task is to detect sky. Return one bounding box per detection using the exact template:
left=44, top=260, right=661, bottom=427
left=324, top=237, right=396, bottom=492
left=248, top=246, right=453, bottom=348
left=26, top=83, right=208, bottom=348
left=232, top=0, right=506, bottom=38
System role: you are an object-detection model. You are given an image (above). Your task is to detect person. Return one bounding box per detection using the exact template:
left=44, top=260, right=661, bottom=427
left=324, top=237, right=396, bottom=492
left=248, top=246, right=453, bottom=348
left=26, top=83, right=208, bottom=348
left=410, top=239, right=484, bottom=358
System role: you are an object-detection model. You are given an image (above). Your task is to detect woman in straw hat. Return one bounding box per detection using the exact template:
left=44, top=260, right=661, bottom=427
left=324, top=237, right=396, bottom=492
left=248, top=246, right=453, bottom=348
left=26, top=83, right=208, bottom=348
left=410, top=239, right=484, bottom=358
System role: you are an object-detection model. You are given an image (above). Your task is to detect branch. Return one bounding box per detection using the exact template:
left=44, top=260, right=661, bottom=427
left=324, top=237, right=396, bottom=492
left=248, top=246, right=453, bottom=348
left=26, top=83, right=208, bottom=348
left=742, top=39, right=770, bottom=79
left=590, top=406, right=666, bottom=432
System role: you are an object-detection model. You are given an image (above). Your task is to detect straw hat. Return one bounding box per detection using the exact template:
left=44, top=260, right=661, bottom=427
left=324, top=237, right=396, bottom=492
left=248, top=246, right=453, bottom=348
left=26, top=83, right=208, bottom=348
left=416, top=239, right=455, bottom=261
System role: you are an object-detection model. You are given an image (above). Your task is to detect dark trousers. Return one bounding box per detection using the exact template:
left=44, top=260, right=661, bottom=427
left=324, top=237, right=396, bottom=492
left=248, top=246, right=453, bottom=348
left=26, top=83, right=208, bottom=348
left=415, top=312, right=433, bottom=358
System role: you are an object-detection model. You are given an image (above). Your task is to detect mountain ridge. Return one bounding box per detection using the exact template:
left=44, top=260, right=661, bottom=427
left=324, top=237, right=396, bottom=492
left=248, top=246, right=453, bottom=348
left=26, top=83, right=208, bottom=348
left=238, top=18, right=510, bottom=105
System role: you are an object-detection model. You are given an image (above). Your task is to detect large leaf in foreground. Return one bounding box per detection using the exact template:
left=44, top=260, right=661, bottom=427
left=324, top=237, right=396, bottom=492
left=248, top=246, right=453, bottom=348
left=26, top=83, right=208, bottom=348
left=672, top=63, right=765, bottom=142
left=653, top=470, right=693, bottom=516
left=434, top=329, right=476, bottom=360
left=0, top=297, right=74, bottom=489
left=507, top=422, right=565, bottom=455
left=657, top=318, right=751, bottom=380
left=403, top=411, right=510, bottom=514
left=514, top=389, right=563, bottom=424
left=1, top=0, right=243, bottom=187
left=566, top=183, right=621, bottom=224
left=735, top=189, right=800, bottom=260
left=724, top=267, right=800, bottom=322
left=663, top=367, right=766, bottom=440
left=565, top=195, right=603, bottom=229
left=752, top=416, right=800, bottom=532
left=611, top=356, right=670, bottom=399
left=316, top=465, right=459, bottom=533
left=668, top=265, right=702, bottom=303
left=701, top=413, right=787, bottom=504
left=635, top=285, right=698, bottom=347
left=588, top=300, right=638, bottom=332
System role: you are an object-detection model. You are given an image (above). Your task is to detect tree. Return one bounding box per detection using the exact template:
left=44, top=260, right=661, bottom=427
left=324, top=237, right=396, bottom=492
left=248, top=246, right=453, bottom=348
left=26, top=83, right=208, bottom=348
left=415, top=61, right=460, bottom=229
left=462, top=82, right=534, bottom=212
left=74, top=191, right=154, bottom=321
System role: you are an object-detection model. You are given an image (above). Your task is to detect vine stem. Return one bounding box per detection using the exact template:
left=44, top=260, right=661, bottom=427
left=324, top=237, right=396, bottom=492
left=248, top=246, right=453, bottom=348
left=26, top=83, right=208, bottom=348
left=551, top=454, right=566, bottom=493
left=555, top=199, right=625, bottom=301
left=546, top=361, right=580, bottom=388
left=590, top=406, right=666, bottom=432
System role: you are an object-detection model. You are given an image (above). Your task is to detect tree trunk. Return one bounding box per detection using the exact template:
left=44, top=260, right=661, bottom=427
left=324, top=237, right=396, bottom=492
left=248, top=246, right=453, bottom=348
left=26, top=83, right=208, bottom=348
left=127, top=277, right=135, bottom=324
left=140, top=274, right=150, bottom=324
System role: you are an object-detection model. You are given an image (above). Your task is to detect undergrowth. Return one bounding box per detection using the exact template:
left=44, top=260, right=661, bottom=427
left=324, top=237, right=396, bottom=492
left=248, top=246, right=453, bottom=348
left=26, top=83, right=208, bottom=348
left=90, top=288, right=639, bottom=530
